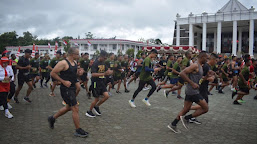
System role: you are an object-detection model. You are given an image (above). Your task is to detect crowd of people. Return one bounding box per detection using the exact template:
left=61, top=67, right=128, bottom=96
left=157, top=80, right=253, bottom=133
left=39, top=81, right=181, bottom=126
left=0, top=47, right=257, bottom=137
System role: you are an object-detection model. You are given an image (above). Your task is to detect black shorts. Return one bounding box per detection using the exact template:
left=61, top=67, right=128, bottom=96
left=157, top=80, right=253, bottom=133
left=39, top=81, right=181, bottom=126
left=114, top=75, right=122, bottom=81
left=239, top=86, right=249, bottom=94
left=105, top=76, right=114, bottom=85
left=121, top=73, right=126, bottom=79
left=200, top=92, right=209, bottom=103
left=60, top=86, right=77, bottom=106
left=135, top=72, right=140, bottom=78
left=51, top=76, right=57, bottom=82
left=18, top=73, right=32, bottom=86
left=178, top=77, right=185, bottom=85
left=29, top=74, right=39, bottom=79
left=41, top=72, right=49, bottom=79
left=185, top=94, right=204, bottom=103
left=91, top=81, right=107, bottom=98
left=80, top=73, right=88, bottom=82
left=213, top=78, right=218, bottom=84
left=222, top=78, right=229, bottom=82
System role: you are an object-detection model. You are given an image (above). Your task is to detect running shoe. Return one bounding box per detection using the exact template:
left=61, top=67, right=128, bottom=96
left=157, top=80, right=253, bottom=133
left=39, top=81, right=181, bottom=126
left=254, top=96, right=257, bottom=100
left=180, top=116, right=189, bottom=130
left=177, top=95, right=184, bottom=99
left=48, top=116, right=55, bottom=129
left=238, top=99, right=246, bottom=103
left=129, top=100, right=136, bottom=108
left=172, top=91, right=177, bottom=95
left=108, top=92, right=112, bottom=96
left=233, top=100, right=242, bottom=105
left=0, top=105, right=4, bottom=111
left=126, top=82, right=129, bottom=89
left=156, top=86, right=161, bottom=92
left=167, top=123, right=181, bottom=134
left=23, top=97, right=32, bottom=103
left=218, top=89, right=224, bottom=94
left=93, top=106, right=101, bottom=116
left=49, top=92, right=55, bottom=97
left=85, top=111, right=96, bottom=118
left=5, top=111, right=13, bottom=119
left=33, top=84, right=36, bottom=88
left=189, top=118, right=202, bottom=125
left=13, top=96, right=19, bottom=104
left=232, top=91, right=237, bottom=99
left=116, top=91, right=122, bottom=94
left=44, top=83, right=48, bottom=88
left=125, top=89, right=130, bottom=93
left=164, top=90, right=169, bottom=98
left=40, top=85, right=44, bottom=88
left=74, top=128, right=89, bottom=138
left=7, top=103, right=12, bottom=109
left=142, top=98, right=151, bottom=106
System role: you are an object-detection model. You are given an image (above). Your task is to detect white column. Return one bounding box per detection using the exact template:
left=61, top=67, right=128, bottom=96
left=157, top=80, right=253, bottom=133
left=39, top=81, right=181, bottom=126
left=176, top=24, right=180, bottom=46
left=238, top=29, right=242, bottom=55
left=202, top=23, right=207, bottom=51
left=232, top=21, right=237, bottom=56
left=214, top=31, right=217, bottom=52
left=249, top=19, right=254, bottom=57
left=189, top=24, right=194, bottom=46
left=217, top=22, right=222, bottom=54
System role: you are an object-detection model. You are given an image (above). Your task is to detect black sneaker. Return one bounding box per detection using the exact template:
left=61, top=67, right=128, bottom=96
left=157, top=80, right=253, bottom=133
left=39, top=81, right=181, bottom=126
left=232, top=91, right=237, bottom=99
left=180, top=116, right=189, bottom=130
left=254, top=96, right=257, bottom=100
left=125, top=89, right=130, bottom=93
left=48, top=116, right=55, bottom=129
left=33, top=84, right=36, bottom=88
left=93, top=106, right=101, bottom=116
left=40, top=85, right=44, bottom=88
left=156, top=86, right=161, bottom=92
left=81, top=85, right=85, bottom=89
left=116, top=91, right=122, bottom=94
left=44, top=83, right=48, bottom=88
left=218, top=89, right=224, bottom=94
left=189, top=118, right=202, bottom=125
left=85, top=111, right=96, bottom=118
left=23, top=97, right=32, bottom=103
left=167, top=123, right=181, bottom=133
left=14, top=97, right=19, bottom=104
left=177, top=95, right=184, bottom=99
left=74, top=128, right=89, bottom=138
left=233, top=100, right=242, bottom=105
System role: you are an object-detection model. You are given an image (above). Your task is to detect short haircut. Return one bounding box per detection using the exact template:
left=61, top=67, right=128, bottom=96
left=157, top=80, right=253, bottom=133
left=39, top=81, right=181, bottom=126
left=67, top=47, right=78, bottom=54
left=210, top=53, right=218, bottom=59
left=150, top=49, right=158, bottom=54
left=100, top=50, right=108, bottom=57
left=84, top=53, right=89, bottom=55
left=35, top=53, right=39, bottom=55
left=198, top=51, right=207, bottom=58
left=185, top=51, right=191, bottom=57
left=141, top=52, right=146, bottom=56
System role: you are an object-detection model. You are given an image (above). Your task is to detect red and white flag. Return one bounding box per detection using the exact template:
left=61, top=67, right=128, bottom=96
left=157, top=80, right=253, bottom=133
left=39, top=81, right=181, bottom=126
left=63, top=40, right=68, bottom=46
left=54, top=41, right=58, bottom=55
left=32, top=43, right=35, bottom=57
left=87, top=41, right=91, bottom=46
left=48, top=43, right=51, bottom=49
left=16, top=46, right=21, bottom=57
left=74, top=42, right=79, bottom=46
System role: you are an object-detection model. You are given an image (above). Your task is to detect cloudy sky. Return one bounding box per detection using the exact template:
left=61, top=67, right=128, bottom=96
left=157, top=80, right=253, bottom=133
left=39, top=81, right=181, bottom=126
left=0, top=0, right=256, bottom=44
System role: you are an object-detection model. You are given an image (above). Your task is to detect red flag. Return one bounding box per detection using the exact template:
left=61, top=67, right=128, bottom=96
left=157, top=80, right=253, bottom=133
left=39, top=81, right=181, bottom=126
left=54, top=41, right=58, bottom=55
left=16, top=46, right=21, bottom=57
left=32, top=43, right=35, bottom=57
left=48, top=43, right=51, bottom=49
left=87, top=41, right=91, bottom=46
left=63, top=40, right=67, bottom=45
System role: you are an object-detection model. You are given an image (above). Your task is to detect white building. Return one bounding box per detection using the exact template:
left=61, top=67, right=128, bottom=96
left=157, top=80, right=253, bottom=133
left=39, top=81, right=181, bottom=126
left=6, top=45, right=64, bottom=59
left=173, top=0, right=257, bottom=56
left=69, top=39, right=160, bottom=58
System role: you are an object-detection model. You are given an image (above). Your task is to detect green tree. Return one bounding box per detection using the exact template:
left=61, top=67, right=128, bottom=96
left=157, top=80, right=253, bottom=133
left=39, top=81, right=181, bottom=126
left=155, top=38, right=162, bottom=45
left=126, top=48, right=135, bottom=57
left=23, top=31, right=33, bottom=45
left=0, top=31, right=18, bottom=52
left=85, top=32, right=94, bottom=39
left=136, top=50, right=143, bottom=58
left=117, top=49, right=123, bottom=56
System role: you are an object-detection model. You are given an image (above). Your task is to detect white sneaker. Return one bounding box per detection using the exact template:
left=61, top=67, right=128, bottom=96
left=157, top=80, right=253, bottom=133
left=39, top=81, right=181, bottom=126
left=143, top=87, right=149, bottom=91
left=5, top=111, right=13, bottom=119
left=0, top=105, right=4, bottom=111
left=7, top=103, right=12, bottom=109
left=126, top=82, right=130, bottom=89
left=142, top=99, right=151, bottom=106
left=108, top=92, right=112, bottom=96
left=129, top=100, right=136, bottom=108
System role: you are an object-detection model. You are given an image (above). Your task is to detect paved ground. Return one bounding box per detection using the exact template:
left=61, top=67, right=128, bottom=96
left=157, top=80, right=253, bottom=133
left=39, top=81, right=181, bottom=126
left=0, top=80, right=257, bottom=144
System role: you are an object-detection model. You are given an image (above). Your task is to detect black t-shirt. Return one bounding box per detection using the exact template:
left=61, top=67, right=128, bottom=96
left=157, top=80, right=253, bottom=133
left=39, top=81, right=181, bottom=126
left=199, top=63, right=210, bottom=96
left=159, top=60, right=167, bottom=70
left=91, top=59, right=107, bottom=82
left=17, top=56, right=30, bottom=74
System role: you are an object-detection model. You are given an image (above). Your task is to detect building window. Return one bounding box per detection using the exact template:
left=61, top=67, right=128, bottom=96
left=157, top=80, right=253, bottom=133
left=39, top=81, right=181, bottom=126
left=93, top=44, right=98, bottom=50
left=82, top=44, right=89, bottom=51
left=113, top=44, right=117, bottom=50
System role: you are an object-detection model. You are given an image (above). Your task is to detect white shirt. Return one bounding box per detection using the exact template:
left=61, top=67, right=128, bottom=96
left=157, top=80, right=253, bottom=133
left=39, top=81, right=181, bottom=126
left=0, top=65, right=14, bottom=82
